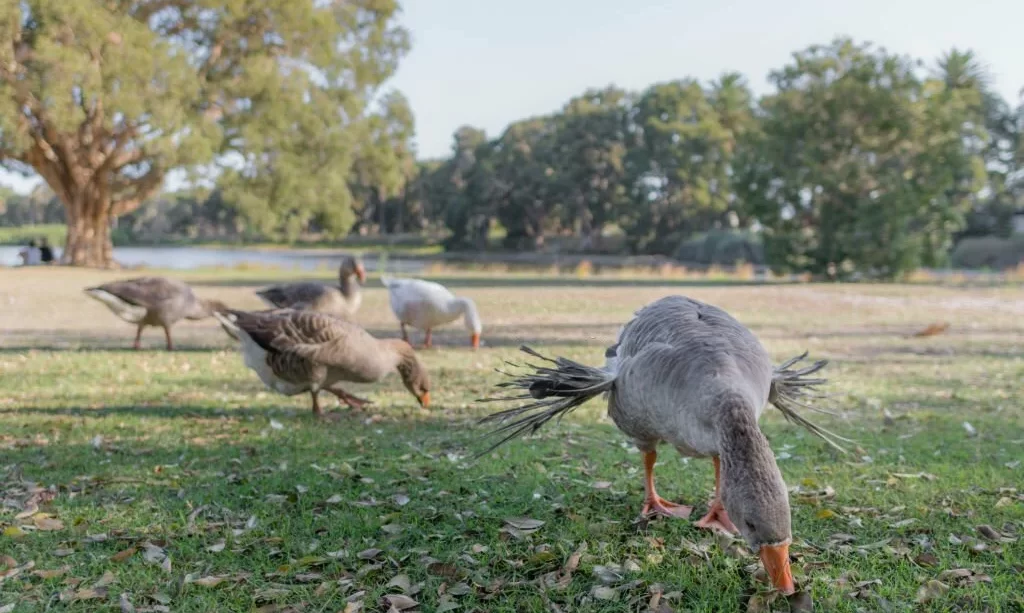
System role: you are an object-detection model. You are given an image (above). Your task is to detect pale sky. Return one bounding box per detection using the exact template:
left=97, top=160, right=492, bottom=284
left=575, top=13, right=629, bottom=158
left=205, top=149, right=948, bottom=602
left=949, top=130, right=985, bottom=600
left=3, top=0, right=1022, bottom=192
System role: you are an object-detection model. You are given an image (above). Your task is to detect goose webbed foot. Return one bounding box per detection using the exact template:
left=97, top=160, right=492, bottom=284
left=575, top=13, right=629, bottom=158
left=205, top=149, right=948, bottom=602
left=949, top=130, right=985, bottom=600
left=640, top=495, right=693, bottom=519
left=694, top=500, right=738, bottom=534
left=328, top=387, right=373, bottom=410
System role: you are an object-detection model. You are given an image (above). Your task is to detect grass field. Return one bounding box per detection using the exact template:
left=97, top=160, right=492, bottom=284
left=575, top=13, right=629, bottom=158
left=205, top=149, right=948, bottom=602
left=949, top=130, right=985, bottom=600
left=1, top=268, right=1022, bottom=612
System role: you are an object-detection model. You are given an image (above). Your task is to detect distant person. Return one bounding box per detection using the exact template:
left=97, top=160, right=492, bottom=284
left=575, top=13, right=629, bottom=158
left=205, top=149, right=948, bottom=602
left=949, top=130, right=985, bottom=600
left=18, top=240, right=42, bottom=266
left=39, top=238, right=55, bottom=264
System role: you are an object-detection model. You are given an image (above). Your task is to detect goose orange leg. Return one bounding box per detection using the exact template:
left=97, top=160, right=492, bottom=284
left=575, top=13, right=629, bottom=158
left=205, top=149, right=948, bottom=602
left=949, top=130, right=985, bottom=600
left=328, top=386, right=373, bottom=410
left=133, top=324, right=144, bottom=350
left=694, top=457, right=738, bottom=534
left=640, top=450, right=693, bottom=519
left=400, top=323, right=410, bottom=343
left=423, top=328, right=432, bottom=349
left=310, top=391, right=323, bottom=417
left=163, top=325, right=174, bottom=351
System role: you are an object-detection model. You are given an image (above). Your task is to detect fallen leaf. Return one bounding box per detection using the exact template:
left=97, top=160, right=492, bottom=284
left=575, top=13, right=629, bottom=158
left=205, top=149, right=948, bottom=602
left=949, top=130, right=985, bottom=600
left=2, top=527, right=25, bottom=538
left=65, top=587, right=109, bottom=601
left=0, top=604, right=14, bottom=613
left=111, top=547, right=137, bottom=563
left=392, top=494, right=410, bottom=507
left=190, top=575, right=225, bottom=587
left=94, top=570, right=116, bottom=588
left=914, top=553, right=940, bottom=567
left=33, top=516, right=64, bottom=531
left=206, top=540, right=226, bottom=553
left=994, top=496, right=1013, bottom=508
left=357, top=548, right=382, bottom=560
left=591, top=586, right=618, bottom=600
left=119, top=592, right=135, bottom=613
left=427, top=562, right=462, bottom=579
left=786, top=591, right=814, bottom=612
left=962, top=421, right=977, bottom=437
left=53, top=548, right=75, bottom=557
left=816, top=509, right=836, bottom=520
left=503, top=517, right=544, bottom=530
left=32, top=567, right=68, bottom=579
left=447, top=582, right=472, bottom=596
left=591, top=481, right=612, bottom=489
left=976, top=525, right=1002, bottom=541
left=915, top=579, right=949, bottom=604
left=270, top=419, right=284, bottom=430
left=325, top=495, right=344, bottom=505
left=383, top=594, right=418, bottom=610
left=387, top=574, right=411, bottom=592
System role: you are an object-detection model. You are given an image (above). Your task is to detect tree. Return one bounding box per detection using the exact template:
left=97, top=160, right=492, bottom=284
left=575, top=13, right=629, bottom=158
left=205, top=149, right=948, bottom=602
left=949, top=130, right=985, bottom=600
left=348, top=91, right=416, bottom=234
left=436, top=126, right=491, bottom=249
left=736, top=39, right=985, bottom=278
left=623, top=77, right=751, bottom=254
left=492, top=116, right=559, bottom=249
left=1, top=0, right=409, bottom=266
left=553, top=87, right=631, bottom=249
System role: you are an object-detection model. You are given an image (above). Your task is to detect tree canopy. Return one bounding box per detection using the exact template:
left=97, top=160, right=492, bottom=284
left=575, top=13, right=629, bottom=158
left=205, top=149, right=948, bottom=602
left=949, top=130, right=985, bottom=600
left=0, top=0, right=409, bottom=265
left=3, top=18, right=1022, bottom=277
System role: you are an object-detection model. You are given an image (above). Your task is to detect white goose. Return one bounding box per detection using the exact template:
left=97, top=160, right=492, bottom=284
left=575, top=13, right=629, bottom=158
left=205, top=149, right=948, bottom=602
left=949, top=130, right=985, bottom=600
left=380, top=276, right=482, bottom=349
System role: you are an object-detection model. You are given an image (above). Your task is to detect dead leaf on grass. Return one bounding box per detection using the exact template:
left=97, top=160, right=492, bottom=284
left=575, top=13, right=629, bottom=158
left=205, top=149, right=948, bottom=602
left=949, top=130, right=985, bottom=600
left=915, top=579, right=949, bottom=604
left=32, top=516, right=64, bottom=531
left=206, top=540, right=226, bottom=553
left=383, top=593, right=418, bottom=610
left=111, top=547, right=137, bottom=563
left=94, top=570, right=116, bottom=588
left=188, top=575, right=226, bottom=587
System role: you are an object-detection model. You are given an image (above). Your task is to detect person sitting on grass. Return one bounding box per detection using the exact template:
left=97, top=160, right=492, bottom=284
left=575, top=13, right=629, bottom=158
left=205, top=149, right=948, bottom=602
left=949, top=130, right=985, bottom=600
left=39, top=237, right=55, bottom=264
left=18, top=240, right=41, bottom=266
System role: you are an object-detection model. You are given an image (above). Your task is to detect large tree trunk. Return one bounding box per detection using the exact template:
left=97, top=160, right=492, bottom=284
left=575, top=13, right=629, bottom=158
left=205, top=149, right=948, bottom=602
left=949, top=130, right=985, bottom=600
left=61, top=194, right=116, bottom=268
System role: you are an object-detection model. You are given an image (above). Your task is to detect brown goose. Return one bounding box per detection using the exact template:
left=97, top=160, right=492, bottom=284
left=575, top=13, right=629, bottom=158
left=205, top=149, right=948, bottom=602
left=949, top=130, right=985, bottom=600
left=84, top=277, right=228, bottom=350
left=480, top=295, right=850, bottom=595
left=214, top=308, right=430, bottom=417
left=255, top=255, right=365, bottom=317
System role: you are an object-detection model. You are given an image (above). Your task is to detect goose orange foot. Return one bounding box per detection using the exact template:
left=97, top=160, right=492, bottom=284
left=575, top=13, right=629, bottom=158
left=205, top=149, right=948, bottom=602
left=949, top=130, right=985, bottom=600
left=641, top=495, right=693, bottom=519
left=694, top=500, right=738, bottom=534
left=329, top=388, right=373, bottom=410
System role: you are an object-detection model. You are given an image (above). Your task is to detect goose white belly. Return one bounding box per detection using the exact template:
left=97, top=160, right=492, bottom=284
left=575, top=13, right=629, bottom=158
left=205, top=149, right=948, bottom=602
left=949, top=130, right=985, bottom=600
left=237, top=336, right=307, bottom=396
left=85, top=289, right=148, bottom=324
left=389, top=289, right=459, bottom=330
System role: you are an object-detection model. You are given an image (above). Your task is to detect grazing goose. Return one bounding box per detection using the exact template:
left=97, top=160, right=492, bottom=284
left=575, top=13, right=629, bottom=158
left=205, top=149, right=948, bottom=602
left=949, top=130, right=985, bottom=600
left=256, top=255, right=365, bottom=318
left=479, top=295, right=850, bottom=596
left=380, top=276, right=482, bottom=349
left=214, top=308, right=430, bottom=417
left=84, top=277, right=228, bottom=350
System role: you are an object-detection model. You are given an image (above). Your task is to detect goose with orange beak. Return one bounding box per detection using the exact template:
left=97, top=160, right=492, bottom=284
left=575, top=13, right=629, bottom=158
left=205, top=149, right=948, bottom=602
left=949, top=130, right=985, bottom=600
left=215, top=308, right=430, bottom=418
left=381, top=276, right=482, bottom=349
left=479, top=296, right=850, bottom=595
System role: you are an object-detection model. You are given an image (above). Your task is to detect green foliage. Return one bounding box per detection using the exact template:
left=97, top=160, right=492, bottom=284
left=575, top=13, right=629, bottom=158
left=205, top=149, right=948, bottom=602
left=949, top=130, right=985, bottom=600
left=735, top=39, right=986, bottom=278
left=623, top=76, right=754, bottom=254
left=1, top=0, right=410, bottom=264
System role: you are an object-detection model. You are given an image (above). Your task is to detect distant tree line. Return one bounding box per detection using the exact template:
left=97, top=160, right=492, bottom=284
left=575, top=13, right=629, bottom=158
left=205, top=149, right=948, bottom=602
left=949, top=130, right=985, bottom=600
left=1, top=0, right=1021, bottom=277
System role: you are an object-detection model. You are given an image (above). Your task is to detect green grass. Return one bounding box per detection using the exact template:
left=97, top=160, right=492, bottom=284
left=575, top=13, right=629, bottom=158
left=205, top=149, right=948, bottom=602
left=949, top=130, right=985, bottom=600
left=0, top=224, right=66, bottom=246
left=1, top=269, right=1022, bottom=612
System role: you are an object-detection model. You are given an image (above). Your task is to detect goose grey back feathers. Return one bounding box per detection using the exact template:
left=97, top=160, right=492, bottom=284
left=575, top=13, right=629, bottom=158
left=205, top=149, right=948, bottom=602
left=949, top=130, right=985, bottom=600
left=255, top=256, right=365, bottom=318
left=84, top=276, right=227, bottom=350
left=216, top=308, right=431, bottom=414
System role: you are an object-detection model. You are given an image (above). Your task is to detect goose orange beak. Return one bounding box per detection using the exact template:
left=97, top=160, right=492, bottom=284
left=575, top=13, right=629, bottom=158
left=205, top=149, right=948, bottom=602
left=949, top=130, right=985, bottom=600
left=759, top=543, right=795, bottom=595
left=418, top=391, right=430, bottom=408
left=355, top=264, right=366, bottom=284
left=470, top=333, right=480, bottom=349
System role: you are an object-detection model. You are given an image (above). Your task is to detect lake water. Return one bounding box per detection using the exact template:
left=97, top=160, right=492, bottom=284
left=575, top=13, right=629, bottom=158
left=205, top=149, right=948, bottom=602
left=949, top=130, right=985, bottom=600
left=0, top=245, right=427, bottom=272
